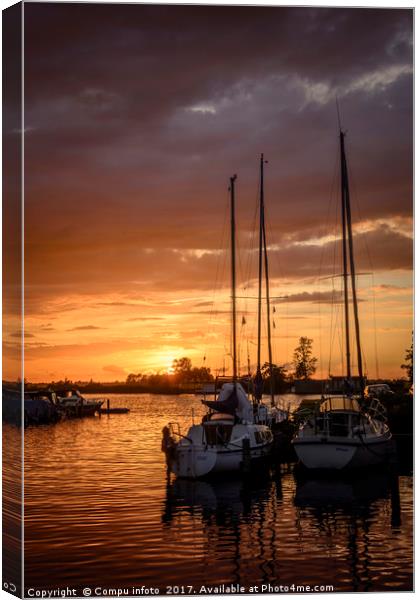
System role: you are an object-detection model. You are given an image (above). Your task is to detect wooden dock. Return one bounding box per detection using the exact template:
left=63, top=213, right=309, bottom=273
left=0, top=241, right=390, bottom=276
left=99, top=399, right=130, bottom=415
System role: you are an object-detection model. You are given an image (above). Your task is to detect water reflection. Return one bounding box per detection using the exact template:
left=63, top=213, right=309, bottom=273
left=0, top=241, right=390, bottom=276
left=163, top=472, right=288, bottom=586
left=294, top=470, right=404, bottom=592
left=163, top=474, right=276, bottom=523
left=162, top=466, right=412, bottom=592
left=3, top=425, right=22, bottom=596
left=295, top=469, right=390, bottom=507
left=21, top=394, right=412, bottom=593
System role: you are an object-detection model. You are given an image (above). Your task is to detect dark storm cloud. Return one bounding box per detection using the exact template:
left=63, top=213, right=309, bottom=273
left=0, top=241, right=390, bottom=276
left=25, top=5, right=412, bottom=118
left=23, top=4, right=413, bottom=301
left=24, top=4, right=412, bottom=171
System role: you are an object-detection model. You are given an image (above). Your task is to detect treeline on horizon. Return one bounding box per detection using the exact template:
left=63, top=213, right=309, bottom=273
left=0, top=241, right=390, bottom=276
left=9, top=340, right=414, bottom=395
left=19, top=356, right=294, bottom=394
left=18, top=337, right=318, bottom=392
left=6, top=334, right=413, bottom=394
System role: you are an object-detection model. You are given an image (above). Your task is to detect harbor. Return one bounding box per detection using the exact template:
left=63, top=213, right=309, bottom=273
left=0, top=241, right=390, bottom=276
left=16, top=392, right=412, bottom=594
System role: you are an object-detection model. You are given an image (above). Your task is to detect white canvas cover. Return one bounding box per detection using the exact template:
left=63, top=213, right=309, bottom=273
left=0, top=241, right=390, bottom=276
left=217, top=383, right=253, bottom=423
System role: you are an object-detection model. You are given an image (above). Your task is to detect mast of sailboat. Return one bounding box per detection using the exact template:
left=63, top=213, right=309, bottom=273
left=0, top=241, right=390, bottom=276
left=260, top=154, right=275, bottom=407
left=257, top=157, right=264, bottom=378
left=263, top=225, right=275, bottom=406
left=230, top=174, right=238, bottom=382
left=339, top=129, right=364, bottom=391
left=340, top=133, right=351, bottom=379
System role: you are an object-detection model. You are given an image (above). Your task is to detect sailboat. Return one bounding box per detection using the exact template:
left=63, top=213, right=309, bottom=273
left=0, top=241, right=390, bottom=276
left=292, top=128, right=393, bottom=471
left=162, top=175, right=274, bottom=479
left=253, top=154, right=288, bottom=427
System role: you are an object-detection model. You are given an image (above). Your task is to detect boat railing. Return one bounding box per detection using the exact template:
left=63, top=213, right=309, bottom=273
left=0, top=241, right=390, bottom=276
left=301, top=411, right=370, bottom=439
left=365, top=398, right=388, bottom=422
left=254, top=404, right=269, bottom=425
left=167, top=422, right=193, bottom=444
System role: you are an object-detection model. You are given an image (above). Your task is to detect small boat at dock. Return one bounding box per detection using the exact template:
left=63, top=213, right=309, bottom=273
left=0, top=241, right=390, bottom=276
left=22, top=390, right=61, bottom=426
left=55, top=389, right=104, bottom=416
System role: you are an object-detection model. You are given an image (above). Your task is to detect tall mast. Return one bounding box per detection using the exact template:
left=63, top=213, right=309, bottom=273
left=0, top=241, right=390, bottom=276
left=262, top=205, right=275, bottom=406
left=230, top=175, right=238, bottom=381
left=255, top=154, right=274, bottom=405
left=340, top=131, right=351, bottom=380
left=257, top=156, right=264, bottom=375
left=340, top=132, right=364, bottom=388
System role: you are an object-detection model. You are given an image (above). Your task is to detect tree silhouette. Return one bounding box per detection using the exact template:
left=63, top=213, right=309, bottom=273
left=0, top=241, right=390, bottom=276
left=172, top=357, right=192, bottom=375
left=293, top=337, right=317, bottom=380
left=261, top=362, right=288, bottom=393
left=401, top=336, right=413, bottom=383
left=126, top=373, right=142, bottom=385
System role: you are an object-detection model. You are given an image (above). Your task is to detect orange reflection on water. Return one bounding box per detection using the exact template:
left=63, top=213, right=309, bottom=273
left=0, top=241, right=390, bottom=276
left=22, top=394, right=413, bottom=593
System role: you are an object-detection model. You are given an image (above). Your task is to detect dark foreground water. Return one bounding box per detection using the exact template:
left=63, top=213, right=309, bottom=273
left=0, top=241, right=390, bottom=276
left=18, top=394, right=413, bottom=594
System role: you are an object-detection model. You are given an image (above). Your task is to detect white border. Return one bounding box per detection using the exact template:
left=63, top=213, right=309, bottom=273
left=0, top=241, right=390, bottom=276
left=0, top=2, right=415, bottom=600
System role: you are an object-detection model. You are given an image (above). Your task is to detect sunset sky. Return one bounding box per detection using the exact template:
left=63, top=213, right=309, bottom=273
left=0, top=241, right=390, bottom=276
left=5, top=4, right=412, bottom=382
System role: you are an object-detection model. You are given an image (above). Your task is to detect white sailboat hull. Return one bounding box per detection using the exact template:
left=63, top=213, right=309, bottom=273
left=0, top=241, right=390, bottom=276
left=293, top=436, right=392, bottom=470
left=168, top=418, right=273, bottom=479
left=172, top=442, right=272, bottom=478
left=293, top=441, right=357, bottom=470
left=172, top=446, right=218, bottom=479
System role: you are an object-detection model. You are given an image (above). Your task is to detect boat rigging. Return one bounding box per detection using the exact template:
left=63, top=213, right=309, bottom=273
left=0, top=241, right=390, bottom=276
left=162, top=173, right=274, bottom=478
left=292, top=126, right=393, bottom=471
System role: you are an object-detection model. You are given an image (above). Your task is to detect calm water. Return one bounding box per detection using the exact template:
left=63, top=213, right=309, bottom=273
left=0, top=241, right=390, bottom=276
left=18, top=394, right=413, bottom=594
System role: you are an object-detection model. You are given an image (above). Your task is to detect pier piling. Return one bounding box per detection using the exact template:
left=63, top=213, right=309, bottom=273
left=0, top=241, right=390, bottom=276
left=241, top=437, right=251, bottom=474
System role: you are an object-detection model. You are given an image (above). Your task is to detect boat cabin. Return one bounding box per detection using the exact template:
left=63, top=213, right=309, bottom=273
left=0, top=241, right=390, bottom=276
left=319, top=396, right=360, bottom=413
left=202, top=413, right=235, bottom=446
left=308, top=396, right=379, bottom=438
